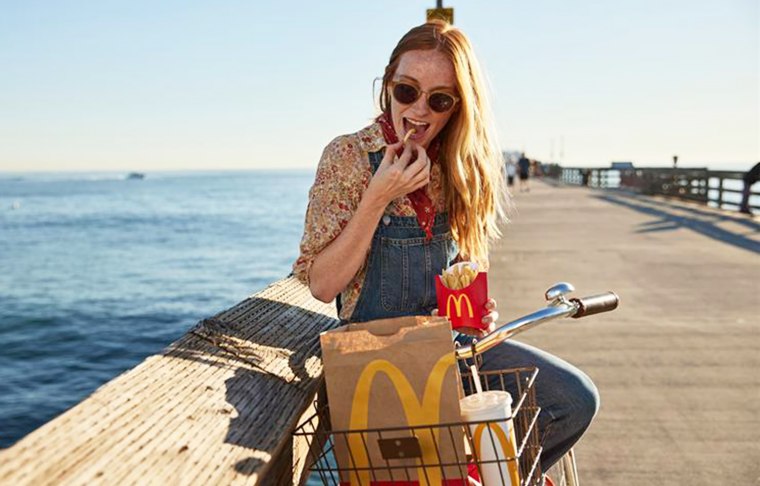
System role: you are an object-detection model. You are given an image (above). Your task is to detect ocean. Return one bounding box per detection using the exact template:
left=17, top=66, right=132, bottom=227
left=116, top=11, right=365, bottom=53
left=0, top=170, right=313, bottom=448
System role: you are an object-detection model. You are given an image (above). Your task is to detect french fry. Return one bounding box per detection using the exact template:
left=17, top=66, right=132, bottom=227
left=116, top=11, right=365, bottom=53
left=440, top=263, right=478, bottom=290
left=461, top=267, right=471, bottom=289
left=402, top=128, right=416, bottom=144
left=463, top=266, right=476, bottom=286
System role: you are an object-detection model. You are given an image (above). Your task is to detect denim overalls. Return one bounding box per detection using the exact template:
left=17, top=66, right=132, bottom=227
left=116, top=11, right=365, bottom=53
left=345, top=149, right=458, bottom=323
left=332, top=148, right=600, bottom=475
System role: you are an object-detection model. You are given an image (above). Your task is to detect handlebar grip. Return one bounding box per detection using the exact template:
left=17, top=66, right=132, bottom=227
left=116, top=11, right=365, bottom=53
left=570, top=292, right=619, bottom=318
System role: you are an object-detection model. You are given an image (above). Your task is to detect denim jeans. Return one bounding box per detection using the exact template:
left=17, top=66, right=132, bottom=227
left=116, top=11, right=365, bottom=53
left=456, top=333, right=600, bottom=472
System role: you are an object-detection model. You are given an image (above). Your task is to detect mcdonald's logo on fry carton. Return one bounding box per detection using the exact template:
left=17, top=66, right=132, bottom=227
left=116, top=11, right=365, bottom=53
left=447, top=293, right=474, bottom=318
left=435, top=262, right=488, bottom=330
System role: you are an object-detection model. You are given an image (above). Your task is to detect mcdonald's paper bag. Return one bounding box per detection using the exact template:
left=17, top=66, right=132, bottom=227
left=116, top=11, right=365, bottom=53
left=320, top=316, right=467, bottom=485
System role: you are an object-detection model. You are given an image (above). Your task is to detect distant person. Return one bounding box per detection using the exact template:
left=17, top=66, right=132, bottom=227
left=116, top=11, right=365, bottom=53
left=581, top=169, right=591, bottom=186
left=739, top=162, right=760, bottom=215
left=506, top=160, right=517, bottom=187
left=518, top=153, right=531, bottom=192
left=534, top=161, right=544, bottom=177
left=532, top=160, right=544, bottom=177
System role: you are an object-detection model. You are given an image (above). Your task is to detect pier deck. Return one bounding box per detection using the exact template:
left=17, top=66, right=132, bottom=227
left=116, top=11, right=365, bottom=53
left=492, top=181, right=759, bottom=485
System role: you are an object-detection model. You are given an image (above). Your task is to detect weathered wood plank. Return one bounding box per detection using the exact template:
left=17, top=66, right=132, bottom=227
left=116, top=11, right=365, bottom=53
left=0, top=277, right=338, bottom=485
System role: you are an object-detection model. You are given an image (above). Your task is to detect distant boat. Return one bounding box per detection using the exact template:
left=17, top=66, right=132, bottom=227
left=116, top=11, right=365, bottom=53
left=126, top=172, right=146, bottom=180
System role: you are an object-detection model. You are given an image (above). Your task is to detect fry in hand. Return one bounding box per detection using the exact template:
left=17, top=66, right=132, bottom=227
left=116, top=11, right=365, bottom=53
left=402, top=128, right=416, bottom=144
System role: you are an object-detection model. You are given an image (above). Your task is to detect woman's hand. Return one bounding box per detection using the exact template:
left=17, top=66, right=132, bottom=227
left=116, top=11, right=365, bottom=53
left=432, top=298, right=499, bottom=338
left=482, top=297, right=499, bottom=327
left=365, top=142, right=431, bottom=207
left=306, top=141, right=429, bottom=302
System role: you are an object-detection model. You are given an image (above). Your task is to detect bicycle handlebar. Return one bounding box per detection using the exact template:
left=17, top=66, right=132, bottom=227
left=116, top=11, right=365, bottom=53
left=570, top=292, right=619, bottom=318
left=454, top=287, right=619, bottom=360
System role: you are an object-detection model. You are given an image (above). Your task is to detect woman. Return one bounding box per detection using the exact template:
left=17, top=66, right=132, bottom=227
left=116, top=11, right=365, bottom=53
left=294, top=20, right=599, bottom=477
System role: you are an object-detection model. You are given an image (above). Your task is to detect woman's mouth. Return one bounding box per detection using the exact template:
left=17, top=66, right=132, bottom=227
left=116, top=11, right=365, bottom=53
left=403, top=118, right=429, bottom=142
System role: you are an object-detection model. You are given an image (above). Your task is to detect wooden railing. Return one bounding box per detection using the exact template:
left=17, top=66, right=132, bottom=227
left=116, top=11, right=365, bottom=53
left=0, top=277, right=338, bottom=486
left=551, top=166, right=758, bottom=212
left=708, top=170, right=756, bottom=211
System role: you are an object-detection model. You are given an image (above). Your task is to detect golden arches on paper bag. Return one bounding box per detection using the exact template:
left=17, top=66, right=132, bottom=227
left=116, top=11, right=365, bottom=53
left=348, top=353, right=456, bottom=486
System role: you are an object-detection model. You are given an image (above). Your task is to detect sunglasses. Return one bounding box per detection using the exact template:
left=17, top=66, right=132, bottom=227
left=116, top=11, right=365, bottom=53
left=390, top=81, right=459, bottom=113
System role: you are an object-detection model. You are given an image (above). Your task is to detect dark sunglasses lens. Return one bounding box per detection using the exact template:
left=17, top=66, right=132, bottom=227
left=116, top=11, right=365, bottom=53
left=393, top=83, right=419, bottom=104
left=429, top=93, right=455, bottom=112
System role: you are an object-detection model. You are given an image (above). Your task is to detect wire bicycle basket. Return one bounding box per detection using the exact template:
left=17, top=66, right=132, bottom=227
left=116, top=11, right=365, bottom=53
left=293, top=366, right=543, bottom=485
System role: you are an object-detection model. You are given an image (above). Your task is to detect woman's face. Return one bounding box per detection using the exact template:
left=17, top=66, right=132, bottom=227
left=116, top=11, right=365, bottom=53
left=390, top=49, right=458, bottom=150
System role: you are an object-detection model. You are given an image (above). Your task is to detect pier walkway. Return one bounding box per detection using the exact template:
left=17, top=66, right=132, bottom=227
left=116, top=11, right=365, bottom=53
left=492, top=180, right=759, bottom=485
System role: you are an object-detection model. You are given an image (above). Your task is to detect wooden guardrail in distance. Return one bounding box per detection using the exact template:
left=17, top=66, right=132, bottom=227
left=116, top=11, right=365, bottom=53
left=0, top=276, right=339, bottom=485
left=553, top=166, right=759, bottom=212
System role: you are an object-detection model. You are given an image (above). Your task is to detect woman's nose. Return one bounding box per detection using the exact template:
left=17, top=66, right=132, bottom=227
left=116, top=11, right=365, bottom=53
left=410, top=93, right=431, bottom=115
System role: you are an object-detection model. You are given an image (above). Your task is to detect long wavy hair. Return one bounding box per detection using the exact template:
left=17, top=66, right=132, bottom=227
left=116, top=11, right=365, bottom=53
left=379, top=20, right=509, bottom=267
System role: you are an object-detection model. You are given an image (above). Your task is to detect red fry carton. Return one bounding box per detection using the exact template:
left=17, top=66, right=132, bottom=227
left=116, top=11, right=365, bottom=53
left=435, top=262, right=489, bottom=330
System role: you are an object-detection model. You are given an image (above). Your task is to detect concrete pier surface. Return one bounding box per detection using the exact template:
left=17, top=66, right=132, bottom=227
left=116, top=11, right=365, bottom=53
left=488, top=180, right=759, bottom=485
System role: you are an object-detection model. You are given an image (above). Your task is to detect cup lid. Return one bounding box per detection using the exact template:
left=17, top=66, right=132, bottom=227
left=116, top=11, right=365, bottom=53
left=459, top=390, right=512, bottom=418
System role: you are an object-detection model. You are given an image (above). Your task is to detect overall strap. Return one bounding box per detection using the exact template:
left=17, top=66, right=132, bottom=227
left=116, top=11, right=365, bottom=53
left=336, top=150, right=383, bottom=318
left=368, top=150, right=383, bottom=174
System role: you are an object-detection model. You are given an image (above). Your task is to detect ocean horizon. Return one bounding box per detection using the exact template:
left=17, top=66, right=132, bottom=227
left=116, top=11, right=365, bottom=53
left=1, top=160, right=756, bottom=176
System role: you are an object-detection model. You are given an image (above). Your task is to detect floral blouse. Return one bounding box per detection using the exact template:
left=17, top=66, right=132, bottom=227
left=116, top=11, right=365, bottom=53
left=293, top=121, right=446, bottom=320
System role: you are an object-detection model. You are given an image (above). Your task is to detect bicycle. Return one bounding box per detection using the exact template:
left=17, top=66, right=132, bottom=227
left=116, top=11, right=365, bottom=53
left=295, top=282, right=619, bottom=486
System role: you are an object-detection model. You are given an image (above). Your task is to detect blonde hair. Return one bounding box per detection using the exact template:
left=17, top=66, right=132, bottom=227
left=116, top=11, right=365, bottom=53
left=379, top=20, right=509, bottom=267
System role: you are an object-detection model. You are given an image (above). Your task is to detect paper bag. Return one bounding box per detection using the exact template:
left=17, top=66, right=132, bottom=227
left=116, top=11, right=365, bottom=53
left=320, top=316, right=467, bottom=485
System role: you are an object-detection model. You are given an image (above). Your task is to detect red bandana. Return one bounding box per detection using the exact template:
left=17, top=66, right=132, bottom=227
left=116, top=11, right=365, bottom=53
left=376, top=112, right=439, bottom=241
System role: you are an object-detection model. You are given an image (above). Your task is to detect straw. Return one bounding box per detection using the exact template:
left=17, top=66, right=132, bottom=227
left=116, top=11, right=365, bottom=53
left=470, top=365, right=483, bottom=395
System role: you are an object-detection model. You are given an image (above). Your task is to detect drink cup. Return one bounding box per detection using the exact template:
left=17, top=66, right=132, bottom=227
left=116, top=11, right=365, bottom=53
left=459, top=391, right=520, bottom=486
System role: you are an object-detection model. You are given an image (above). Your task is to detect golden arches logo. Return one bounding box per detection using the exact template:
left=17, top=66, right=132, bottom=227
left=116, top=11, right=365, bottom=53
left=446, top=294, right=474, bottom=318
left=348, top=353, right=456, bottom=486
left=472, top=422, right=521, bottom=486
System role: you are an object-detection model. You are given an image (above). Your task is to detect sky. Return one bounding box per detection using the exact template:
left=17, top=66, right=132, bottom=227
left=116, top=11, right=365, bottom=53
left=0, top=0, right=757, bottom=172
